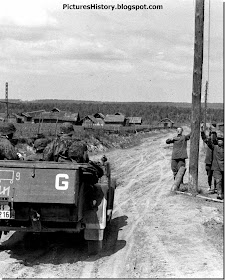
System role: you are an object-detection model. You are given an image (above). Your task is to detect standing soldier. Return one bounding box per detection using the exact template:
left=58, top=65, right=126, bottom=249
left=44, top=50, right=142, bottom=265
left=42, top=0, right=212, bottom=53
left=200, top=126, right=217, bottom=193
left=201, top=126, right=224, bottom=200
left=0, top=123, right=19, bottom=160
left=166, top=127, right=191, bottom=180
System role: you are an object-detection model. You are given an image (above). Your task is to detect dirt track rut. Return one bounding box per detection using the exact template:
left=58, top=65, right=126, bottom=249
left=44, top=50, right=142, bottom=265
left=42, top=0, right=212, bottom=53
left=0, top=129, right=223, bottom=278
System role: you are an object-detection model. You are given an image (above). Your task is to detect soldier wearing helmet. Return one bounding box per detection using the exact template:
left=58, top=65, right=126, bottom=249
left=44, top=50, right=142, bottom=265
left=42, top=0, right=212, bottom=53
left=25, top=138, right=49, bottom=161
left=0, top=122, right=19, bottom=160
left=43, top=122, right=89, bottom=163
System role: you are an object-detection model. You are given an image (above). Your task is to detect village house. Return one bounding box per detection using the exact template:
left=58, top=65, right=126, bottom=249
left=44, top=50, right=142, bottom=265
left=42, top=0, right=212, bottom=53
left=127, top=117, right=142, bottom=126
left=104, top=114, right=126, bottom=126
left=21, top=112, right=32, bottom=122
left=33, top=111, right=80, bottom=125
left=82, top=115, right=104, bottom=128
left=160, top=118, right=174, bottom=128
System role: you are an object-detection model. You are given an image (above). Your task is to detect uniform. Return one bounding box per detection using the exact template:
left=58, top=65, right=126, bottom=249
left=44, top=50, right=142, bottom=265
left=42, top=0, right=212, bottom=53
left=0, top=136, right=18, bottom=160
left=166, top=133, right=191, bottom=179
left=206, top=136, right=224, bottom=199
left=201, top=131, right=217, bottom=191
left=25, top=138, right=48, bottom=161
left=0, top=123, right=18, bottom=160
left=43, top=122, right=89, bottom=163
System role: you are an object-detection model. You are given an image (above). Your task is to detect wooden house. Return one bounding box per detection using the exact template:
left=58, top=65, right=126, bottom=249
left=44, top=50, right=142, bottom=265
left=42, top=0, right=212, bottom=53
left=160, top=118, right=174, bottom=128
left=82, top=115, right=105, bottom=128
left=21, top=112, right=32, bottom=122
left=33, top=111, right=80, bottom=125
left=104, top=114, right=125, bottom=126
left=127, top=117, right=142, bottom=126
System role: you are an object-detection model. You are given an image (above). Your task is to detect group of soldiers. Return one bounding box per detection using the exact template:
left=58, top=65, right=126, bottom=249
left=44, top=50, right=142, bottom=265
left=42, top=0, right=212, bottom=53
left=0, top=122, right=102, bottom=170
left=166, top=125, right=224, bottom=200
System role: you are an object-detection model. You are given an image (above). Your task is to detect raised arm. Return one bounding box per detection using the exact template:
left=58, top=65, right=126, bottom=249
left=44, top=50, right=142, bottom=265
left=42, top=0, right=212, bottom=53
left=200, top=125, right=214, bottom=149
left=166, top=138, right=174, bottom=144
left=185, top=133, right=191, bottom=140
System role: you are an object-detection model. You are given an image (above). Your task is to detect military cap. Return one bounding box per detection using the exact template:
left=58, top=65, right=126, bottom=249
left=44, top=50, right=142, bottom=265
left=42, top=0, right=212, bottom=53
left=34, top=138, right=49, bottom=152
left=0, top=122, right=16, bottom=135
left=59, top=122, right=74, bottom=135
left=217, top=133, right=224, bottom=140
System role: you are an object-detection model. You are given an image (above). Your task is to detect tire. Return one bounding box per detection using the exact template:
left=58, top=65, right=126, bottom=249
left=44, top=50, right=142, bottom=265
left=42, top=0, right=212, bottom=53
left=106, top=179, right=116, bottom=225
left=88, top=240, right=103, bottom=255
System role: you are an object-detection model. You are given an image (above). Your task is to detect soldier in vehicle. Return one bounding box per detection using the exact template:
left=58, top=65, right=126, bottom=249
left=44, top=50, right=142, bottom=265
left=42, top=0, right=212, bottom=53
left=25, top=138, right=49, bottom=161
left=166, top=127, right=191, bottom=180
left=200, top=126, right=217, bottom=193
left=0, top=123, right=19, bottom=160
left=43, top=122, right=89, bottom=163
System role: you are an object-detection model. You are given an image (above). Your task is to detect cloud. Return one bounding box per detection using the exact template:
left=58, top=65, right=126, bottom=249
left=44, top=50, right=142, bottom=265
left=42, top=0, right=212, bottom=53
left=0, top=0, right=58, bottom=27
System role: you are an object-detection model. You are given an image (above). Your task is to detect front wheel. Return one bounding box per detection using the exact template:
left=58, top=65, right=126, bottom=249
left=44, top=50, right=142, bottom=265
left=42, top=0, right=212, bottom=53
left=107, top=179, right=116, bottom=224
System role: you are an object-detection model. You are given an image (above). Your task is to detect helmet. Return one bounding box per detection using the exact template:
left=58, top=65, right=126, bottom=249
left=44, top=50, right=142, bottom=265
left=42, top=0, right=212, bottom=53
left=0, top=123, right=16, bottom=136
left=68, top=141, right=86, bottom=163
left=34, top=138, right=48, bottom=152
left=59, top=122, right=74, bottom=135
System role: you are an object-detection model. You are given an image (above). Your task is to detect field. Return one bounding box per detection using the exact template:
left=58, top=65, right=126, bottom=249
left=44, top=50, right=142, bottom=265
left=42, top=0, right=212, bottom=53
left=13, top=122, right=176, bottom=139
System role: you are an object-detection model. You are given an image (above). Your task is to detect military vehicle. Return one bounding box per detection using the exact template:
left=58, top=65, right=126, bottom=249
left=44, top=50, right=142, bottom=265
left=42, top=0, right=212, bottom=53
left=0, top=160, right=116, bottom=253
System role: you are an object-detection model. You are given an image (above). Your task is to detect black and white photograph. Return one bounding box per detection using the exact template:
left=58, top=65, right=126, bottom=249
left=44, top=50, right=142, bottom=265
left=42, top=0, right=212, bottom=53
left=0, top=0, right=223, bottom=278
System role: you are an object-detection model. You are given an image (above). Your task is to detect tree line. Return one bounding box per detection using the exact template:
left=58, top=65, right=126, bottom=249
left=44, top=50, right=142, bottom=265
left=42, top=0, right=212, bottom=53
left=0, top=101, right=223, bottom=125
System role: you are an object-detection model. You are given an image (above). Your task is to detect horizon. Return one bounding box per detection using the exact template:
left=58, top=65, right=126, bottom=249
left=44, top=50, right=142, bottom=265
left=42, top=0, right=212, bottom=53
left=0, top=0, right=223, bottom=103
left=1, top=98, right=223, bottom=105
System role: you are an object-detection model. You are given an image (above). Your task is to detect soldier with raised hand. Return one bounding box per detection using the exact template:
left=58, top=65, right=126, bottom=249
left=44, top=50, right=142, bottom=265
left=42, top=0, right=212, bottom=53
left=166, top=127, right=191, bottom=180
left=0, top=122, right=19, bottom=160
left=201, top=125, right=224, bottom=200
left=200, top=125, right=217, bottom=193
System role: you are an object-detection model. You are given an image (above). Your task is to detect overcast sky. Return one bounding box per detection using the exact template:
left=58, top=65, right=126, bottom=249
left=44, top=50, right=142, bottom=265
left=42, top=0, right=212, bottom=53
left=0, top=0, right=223, bottom=102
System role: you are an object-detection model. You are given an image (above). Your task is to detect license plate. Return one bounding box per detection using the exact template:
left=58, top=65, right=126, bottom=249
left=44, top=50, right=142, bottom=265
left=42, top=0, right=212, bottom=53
left=0, top=205, right=11, bottom=219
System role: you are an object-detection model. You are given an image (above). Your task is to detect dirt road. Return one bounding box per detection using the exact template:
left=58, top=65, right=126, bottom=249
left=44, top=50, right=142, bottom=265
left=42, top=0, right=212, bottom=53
left=0, top=129, right=223, bottom=278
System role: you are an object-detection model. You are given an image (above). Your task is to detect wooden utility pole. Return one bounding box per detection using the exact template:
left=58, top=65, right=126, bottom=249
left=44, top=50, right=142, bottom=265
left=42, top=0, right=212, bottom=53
left=204, top=80, right=208, bottom=132
left=5, top=82, right=9, bottom=122
left=188, top=0, right=205, bottom=193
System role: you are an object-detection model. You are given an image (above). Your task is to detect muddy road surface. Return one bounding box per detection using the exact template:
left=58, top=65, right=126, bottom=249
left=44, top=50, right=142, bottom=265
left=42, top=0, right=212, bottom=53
left=0, top=129, right=223, bottom=278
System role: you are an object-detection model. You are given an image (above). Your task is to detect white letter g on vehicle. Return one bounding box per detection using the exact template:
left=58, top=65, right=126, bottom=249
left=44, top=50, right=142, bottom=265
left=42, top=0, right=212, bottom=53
left=55, top=174, right=69, bottom=190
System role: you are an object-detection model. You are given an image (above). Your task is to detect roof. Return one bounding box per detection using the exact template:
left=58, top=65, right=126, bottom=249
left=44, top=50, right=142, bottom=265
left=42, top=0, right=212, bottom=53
left=127, top=117, right=142, bottom=124
left=25, top=110, right=46, bottom=117
left=160, top=118, right=174, bottom=123
left=13, top=113, right=24, bottom=119
left=114, top=112, right=125, bottom=116
left=51, top=107, right=61, bottom=112
left=21, top=112, right=32, bottom=118
left=34, top=111, right=79, bottom=122
left=94, top=113, right=105, bottom=119
left=104, top=115, right=125, bottom=123
left=82, top=115, right=98, bottom=124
